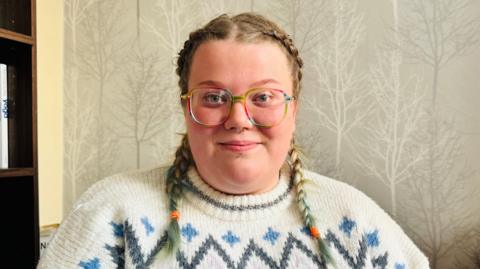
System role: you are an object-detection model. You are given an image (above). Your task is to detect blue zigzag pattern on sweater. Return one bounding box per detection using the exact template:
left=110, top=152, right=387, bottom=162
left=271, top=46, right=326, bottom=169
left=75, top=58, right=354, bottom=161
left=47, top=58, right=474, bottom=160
left=176, top=233, right=326, bottom=269
left=325, top=230, right=368, bottom=268
left=124, top=220, right=168, bottom=269
left=325, top=230, right=390, bottom=269
left=102, top=217, right=406, bottom=269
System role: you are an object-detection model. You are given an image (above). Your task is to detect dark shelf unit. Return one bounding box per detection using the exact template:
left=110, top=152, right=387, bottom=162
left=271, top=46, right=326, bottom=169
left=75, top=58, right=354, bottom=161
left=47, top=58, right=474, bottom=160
left=0, top=0, right=39, bottom=267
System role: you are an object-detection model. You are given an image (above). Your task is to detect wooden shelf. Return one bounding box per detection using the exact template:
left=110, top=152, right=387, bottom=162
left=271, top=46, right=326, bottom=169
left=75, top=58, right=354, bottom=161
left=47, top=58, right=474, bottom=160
left=0, top=0, right=38, bottom=266
left=0, top=168, right=35, bottom=177
left=0, top=28, right=34, bottom=45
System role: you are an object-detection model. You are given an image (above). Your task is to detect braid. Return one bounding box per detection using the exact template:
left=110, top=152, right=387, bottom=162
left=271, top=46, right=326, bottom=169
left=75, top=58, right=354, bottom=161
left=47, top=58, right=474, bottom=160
left=165, top=134, right=194, bottom=253
left=176, top=15, right=232, bottom=95
left=263, top=30, right=303, bottom=69
left=290, top=144, right=334, bottom=265
left=176, top=29, right=220, bottom=95
left=262, top=30, right=303, bottom=97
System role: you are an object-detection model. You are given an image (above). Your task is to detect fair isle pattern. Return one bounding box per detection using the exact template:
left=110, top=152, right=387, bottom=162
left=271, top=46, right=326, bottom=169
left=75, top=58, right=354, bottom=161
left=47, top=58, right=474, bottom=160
left=141, top=217, right=155, bottom=236
left=181, top=223, right=199, bottom=242
left=339, top=216, right=357, bottom=237
left=263, top=227, right=281, bottom=245
left=79, top=257, right=100, bottom=269
left=110, top=221, right=125, bottom=237
left=125, top=220, right=169, bottom=268
left=222, top=231, right=241, bottom=247
left=176, top=233, right=326, bottom=268
left=91, top=217, right=410, bottom=269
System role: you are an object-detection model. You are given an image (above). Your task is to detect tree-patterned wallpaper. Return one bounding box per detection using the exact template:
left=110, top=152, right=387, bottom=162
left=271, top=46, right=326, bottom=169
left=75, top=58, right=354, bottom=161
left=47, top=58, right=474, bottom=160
left=63, top=0, right=480, bottom=268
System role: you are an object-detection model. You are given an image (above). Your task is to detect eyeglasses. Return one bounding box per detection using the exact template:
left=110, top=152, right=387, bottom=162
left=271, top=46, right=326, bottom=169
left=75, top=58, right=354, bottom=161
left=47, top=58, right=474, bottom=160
left=181, top=87, right=295, bottom=128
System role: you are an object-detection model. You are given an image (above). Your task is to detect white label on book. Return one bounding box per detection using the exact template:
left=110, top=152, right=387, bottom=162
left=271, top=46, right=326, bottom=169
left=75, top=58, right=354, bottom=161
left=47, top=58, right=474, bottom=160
left=0, top=63, right=8, bottom=168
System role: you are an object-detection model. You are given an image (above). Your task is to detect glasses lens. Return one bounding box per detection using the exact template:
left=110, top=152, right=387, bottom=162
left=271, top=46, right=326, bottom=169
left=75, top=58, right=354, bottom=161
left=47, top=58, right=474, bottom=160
left=190, top=88, right=231, bottom=125
left=246, top=88, right=287, bottom=127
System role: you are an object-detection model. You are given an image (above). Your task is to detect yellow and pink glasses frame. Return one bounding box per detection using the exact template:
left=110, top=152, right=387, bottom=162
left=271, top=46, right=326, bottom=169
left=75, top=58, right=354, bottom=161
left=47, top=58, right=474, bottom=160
left=180, top=87, right=296, bottom=128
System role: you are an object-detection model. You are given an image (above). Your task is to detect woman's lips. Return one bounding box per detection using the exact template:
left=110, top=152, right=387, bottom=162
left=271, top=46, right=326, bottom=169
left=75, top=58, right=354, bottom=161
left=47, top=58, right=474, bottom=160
left=218, top=141, right=259, bottom=152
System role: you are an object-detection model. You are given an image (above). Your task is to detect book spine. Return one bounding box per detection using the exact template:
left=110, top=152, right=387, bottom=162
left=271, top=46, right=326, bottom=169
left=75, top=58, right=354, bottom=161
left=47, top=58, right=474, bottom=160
left=0, top=63, right=8, bottom=168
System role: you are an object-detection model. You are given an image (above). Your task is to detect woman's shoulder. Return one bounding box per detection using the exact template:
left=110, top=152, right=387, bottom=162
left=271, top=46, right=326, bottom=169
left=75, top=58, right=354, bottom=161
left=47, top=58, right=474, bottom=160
left=38, top=166, right=171, bottom=268
left=301, top=170, right=429, bottom=268
left=300, top=169, right=403, bottom=239
left=302, top=169, right=372, bottom=203
left=301, top=169, right=389, bottom=218
left=71, top=166, right=169, bottom=211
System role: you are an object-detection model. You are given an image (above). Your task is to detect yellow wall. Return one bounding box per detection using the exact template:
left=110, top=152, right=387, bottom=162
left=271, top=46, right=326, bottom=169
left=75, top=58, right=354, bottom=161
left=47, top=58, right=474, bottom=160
left=37, top=0, right=63, bottom=226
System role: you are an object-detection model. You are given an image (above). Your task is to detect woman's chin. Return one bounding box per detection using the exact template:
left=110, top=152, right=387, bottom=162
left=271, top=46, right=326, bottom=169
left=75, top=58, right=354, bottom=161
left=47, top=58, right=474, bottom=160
left=195, top=158, right=280, bottom=194
left=217, top=167, right=278, bottom=194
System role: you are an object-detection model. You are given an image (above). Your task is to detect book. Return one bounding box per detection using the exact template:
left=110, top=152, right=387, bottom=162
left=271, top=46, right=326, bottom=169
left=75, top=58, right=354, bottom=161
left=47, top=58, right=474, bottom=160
left=40, top=224, right=59, bottom=257
left=0, top=63, right=8, bottom=168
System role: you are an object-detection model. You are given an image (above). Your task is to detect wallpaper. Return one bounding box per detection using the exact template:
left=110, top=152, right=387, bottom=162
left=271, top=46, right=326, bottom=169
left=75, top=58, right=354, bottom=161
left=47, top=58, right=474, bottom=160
left=63, top=0, right=480, bottom=268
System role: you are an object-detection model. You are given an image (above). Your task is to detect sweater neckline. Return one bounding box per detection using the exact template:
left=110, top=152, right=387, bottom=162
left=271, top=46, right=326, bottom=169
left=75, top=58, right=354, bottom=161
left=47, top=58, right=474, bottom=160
left=183, top=167, right=295, bottom=221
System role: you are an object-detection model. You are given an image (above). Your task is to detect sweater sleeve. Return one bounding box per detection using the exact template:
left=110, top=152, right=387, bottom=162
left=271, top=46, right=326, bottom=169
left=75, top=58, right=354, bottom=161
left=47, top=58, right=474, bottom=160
left=358, top=192, right=430, bottom=269
left=37, top=176, right=127, bottom=269
left=303, top=171, right=430, bottom=269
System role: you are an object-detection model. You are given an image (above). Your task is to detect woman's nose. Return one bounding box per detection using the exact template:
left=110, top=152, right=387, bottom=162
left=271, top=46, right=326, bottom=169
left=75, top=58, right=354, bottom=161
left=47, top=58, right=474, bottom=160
left=223, top=102, right=253, bottom=131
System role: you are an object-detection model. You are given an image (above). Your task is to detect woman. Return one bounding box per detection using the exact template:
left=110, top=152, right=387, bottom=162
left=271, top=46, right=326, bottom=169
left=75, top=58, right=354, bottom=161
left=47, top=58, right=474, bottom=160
left=38, top=13, right=429, bottom=268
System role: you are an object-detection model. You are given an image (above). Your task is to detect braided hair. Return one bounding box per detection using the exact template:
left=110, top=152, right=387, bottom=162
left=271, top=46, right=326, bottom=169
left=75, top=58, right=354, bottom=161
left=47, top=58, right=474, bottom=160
left=165, top=135, right=193, bottom=252
left=290, top=143, right=333, bottom=264
left=166, top=12, right=332, bottom=264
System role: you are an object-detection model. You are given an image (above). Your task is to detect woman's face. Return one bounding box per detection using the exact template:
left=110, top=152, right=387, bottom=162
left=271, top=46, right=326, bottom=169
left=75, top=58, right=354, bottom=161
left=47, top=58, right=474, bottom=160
left=186, top=39, right=296, bottom=194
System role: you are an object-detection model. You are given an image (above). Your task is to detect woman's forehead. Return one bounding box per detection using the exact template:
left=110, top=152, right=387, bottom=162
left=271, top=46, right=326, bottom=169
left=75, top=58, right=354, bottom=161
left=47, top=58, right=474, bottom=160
left=189, top=40, right=292, bottom=91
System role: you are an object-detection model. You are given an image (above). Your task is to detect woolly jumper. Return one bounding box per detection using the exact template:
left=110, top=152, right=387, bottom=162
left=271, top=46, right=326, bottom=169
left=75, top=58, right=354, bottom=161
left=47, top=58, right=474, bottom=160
left=38, top=167, right=429, bottom=269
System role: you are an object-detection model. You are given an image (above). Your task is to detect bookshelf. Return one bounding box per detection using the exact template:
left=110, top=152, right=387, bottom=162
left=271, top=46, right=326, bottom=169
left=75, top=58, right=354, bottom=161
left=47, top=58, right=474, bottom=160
left=0, top=0, right=39, bottom=267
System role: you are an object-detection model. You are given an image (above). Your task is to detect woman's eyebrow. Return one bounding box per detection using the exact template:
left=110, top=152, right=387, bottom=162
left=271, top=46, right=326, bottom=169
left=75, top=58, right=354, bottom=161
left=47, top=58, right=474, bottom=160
left=194, top=78, right=280, bottom=88
left=196, top=80, right=225, bottom=87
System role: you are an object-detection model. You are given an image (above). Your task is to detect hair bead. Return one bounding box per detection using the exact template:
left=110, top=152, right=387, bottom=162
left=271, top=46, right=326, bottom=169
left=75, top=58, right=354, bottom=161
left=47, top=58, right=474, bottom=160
left=310, top=226, right=321, bottom=239
left=170, top=211, right=180, bottom=221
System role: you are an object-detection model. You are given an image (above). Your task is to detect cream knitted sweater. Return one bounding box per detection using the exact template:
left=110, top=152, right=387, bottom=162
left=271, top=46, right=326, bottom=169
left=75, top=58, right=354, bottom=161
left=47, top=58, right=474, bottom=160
left=37, top=167, right=429, bottom=268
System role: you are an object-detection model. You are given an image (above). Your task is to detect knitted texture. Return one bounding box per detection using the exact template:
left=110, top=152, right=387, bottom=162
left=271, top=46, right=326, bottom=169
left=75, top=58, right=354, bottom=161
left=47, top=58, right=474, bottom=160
left=37, top=167, right=429, bottom=269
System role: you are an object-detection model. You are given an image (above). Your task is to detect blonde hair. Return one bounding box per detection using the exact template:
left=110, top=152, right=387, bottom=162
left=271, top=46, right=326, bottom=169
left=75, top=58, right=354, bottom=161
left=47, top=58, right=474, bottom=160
left=176, top=13, right=303, bottom=98
left=166, top=12, right=332, bottom=264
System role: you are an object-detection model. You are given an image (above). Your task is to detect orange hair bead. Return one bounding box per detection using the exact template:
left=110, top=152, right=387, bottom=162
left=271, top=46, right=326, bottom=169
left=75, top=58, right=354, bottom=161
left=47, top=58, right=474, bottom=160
left=170, top=211, right=180, bottom=221
left=310, top=226, right=320, bottom=239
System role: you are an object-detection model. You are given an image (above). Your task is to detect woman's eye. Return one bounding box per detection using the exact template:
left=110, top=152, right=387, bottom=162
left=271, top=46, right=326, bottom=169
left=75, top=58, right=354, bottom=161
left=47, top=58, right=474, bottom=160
left=252, top=93, right=273, bottom=103
left=203, top=93, right=227, bottom=104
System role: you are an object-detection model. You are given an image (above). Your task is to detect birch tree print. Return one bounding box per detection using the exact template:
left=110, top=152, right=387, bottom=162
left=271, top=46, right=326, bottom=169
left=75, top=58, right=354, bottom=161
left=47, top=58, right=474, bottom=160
left=351, top=0, right=429, bottom=219
left=302, top=0, right=372, bottom=181
left=262, top=0, right=327, bottom=53
left=199, top=0, right=252, bottom=20
left=141, top=0, right=200, bottom=160
left=110, top=43, right=165, bottom=169
left=355, top=49, right=427, bottom=217
left=401, top=118, right=476, bottom=269
left=396, top=0, right=480, bottom=108
left=63, top=0, right=98, bottom=212
left=79, top=0, right=128, bottom=179
left=394, top=1, right=480, bottom=267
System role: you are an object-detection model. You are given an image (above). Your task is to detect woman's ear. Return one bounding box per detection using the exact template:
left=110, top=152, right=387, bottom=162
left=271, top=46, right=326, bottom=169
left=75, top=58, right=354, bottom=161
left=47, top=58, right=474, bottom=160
left=291, top=100, right=298, bottom=120
left=291, top=100, right=298, bottom=133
